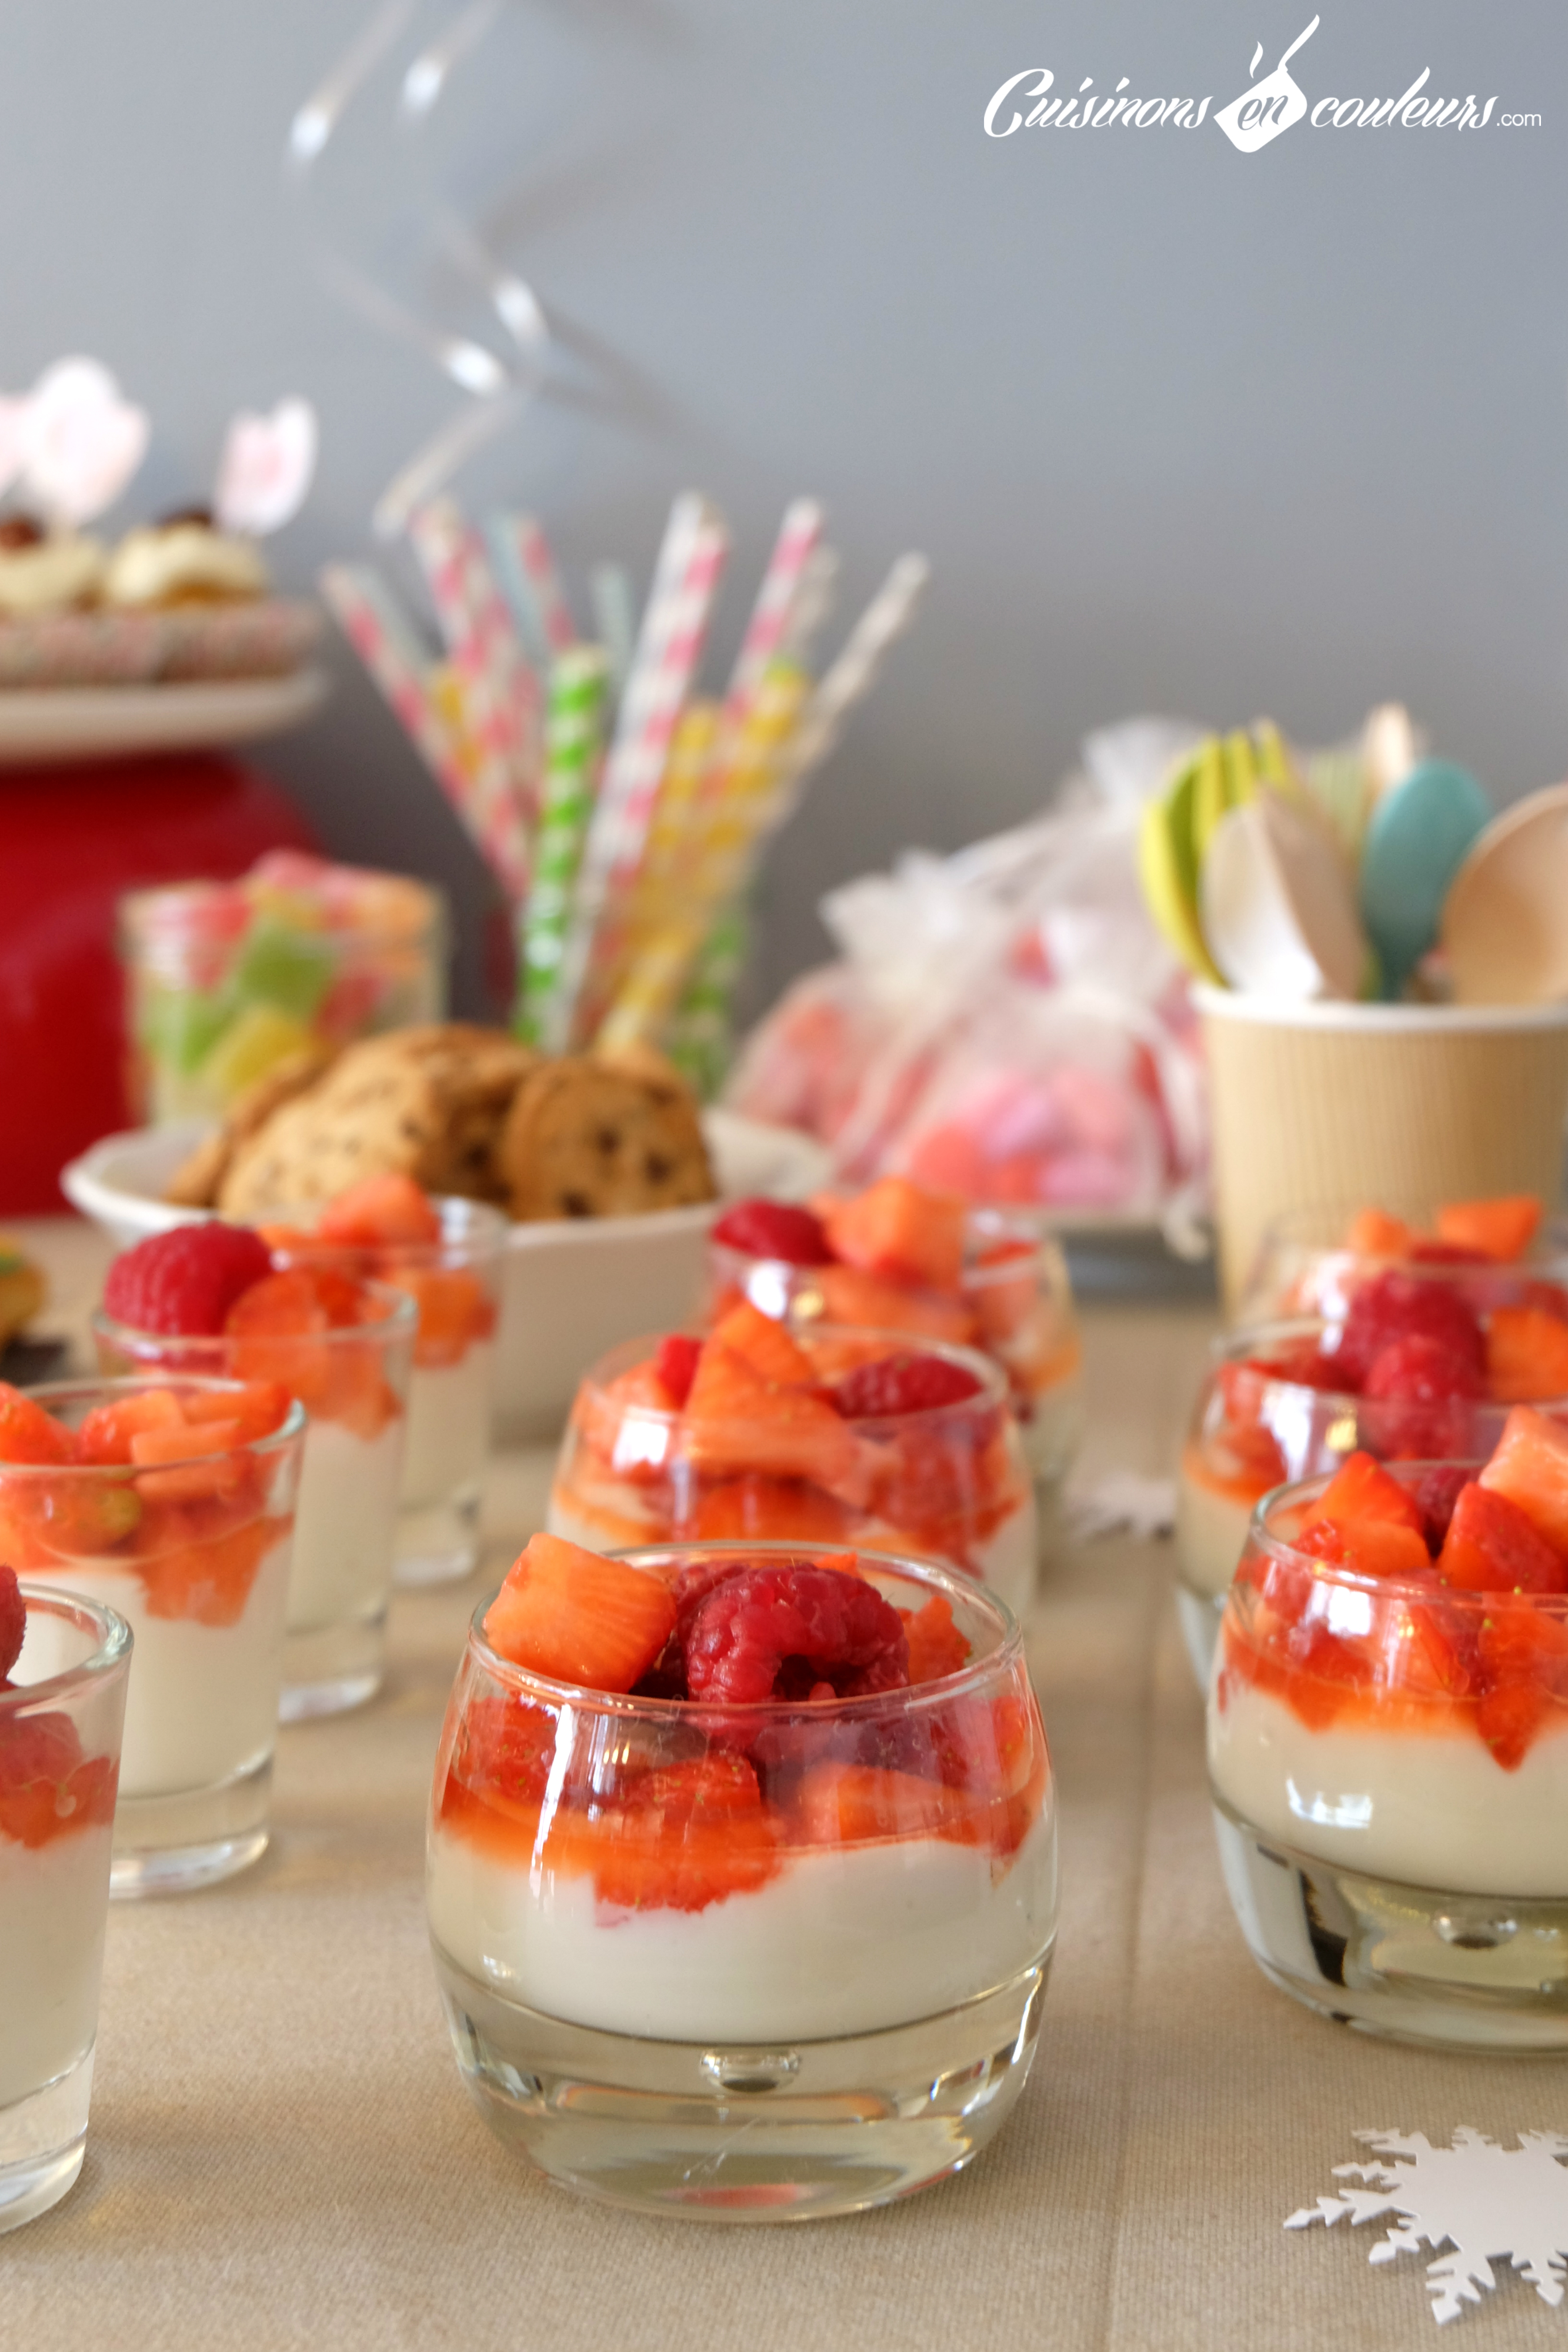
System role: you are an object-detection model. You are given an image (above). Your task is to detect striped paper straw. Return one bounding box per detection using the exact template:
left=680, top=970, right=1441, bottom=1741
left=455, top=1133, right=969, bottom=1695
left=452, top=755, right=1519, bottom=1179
left=665, top=900, right=749, bottom=1098
left=408, top=496, right=541, bottom=832
left=516, top=645, right=609, bottom=1048
left=778, top=541, right=839, bottom=668
left=557, top=492, right=729, bottom=1041
left=488, top=511, right=576, bottom=667
left=725, top=497, right=823, bottom=716
left=785, top=551, right=930, bottom=785
left=321, top=563, right=531, bottom=901
left=590, top=562, right=636, bottom=696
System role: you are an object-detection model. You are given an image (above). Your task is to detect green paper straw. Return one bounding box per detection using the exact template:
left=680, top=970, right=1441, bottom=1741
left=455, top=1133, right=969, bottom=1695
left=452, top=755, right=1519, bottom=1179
left=515, top=645, right=609, bottom=1048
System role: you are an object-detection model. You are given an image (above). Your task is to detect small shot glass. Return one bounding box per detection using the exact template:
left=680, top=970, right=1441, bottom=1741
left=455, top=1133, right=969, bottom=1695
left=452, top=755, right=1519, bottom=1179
left=93, top=1290, right=414, bottom=1721
left=262, top=1199, right=506, bottom=1587
left=0, top=1378, right=305, bottom=1895
left=1, top=1585, right=130, bottom=2230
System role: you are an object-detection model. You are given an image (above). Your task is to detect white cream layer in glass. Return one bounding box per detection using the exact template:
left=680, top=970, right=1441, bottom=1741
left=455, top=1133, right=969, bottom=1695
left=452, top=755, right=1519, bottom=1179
left=1176, top=1467, right=1253, bottom=1602
left=288, top=1421, right=405, bottom=1632
left=45, top=1541, right=291, bottom=1798
left=0, top=1827, right=113, bottom=2107
left=402, top=1344, right=494, bottom=1509
left=1019, top=1380, right=1082, bottom=1486
left=1209, top=1677, right=1568, bottom=1898
left=428, top=1809, right=1055, bottom=2041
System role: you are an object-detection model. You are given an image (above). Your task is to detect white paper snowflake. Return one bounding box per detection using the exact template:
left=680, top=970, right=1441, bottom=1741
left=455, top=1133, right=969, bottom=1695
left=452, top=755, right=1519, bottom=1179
left=1286, top=2129, right=1568, bottom=2324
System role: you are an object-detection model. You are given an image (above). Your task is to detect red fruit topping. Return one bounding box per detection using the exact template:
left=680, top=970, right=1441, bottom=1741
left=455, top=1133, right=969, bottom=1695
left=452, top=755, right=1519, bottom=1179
left=832, top=1351, right=984, bottom=1419
left=1435, top=1195, right=1542, bottom=1263
left=682, top=1563, right=910, bottom=1704
left=1345, top=1208, right=1414, bottom=1259
left=1406, top=1240, right=1489, bottom=1268
left=1486, top=1307, right=1568, bottom=1404
left=1413, top=1466, right=1470, bottom=1551
left=0, top=1564, right=23, bottom=1682
left=653, top=1334, right=703, bottom=1408
left=816, top=1263, right=977, bottom=1346
left=0, top=1384, right=76, bottom=1466
left=1364, top=1335, right=1481, bottom=1406
left=903, top=1592, right=970, bottom=1684
left=1299, top=1450, right=1431, bottom=1579
left=105, top=1225, right=273, bottom=1338
left=0, top=1709, right=104, bottom=1847
left=483, top=1534, right=677, bottom=1693
left=316, top=1173, right=442, bottom=1249
left=682, top=1343, right=867, bottom=1499
left=1333, top=1271, right=1485, bottom=1391
left=706, top=1299, right=816, bottom=1389
left=1246, top=1340, right=1346, bottom=1393
left=1479, top=1406, right=1568, bottom=1557
left=711, top=1199, right=835, bottom=1266
left=822, top=1178, right=968, bottom=1296
left=1438, top=1481, right=1568, bottom=1596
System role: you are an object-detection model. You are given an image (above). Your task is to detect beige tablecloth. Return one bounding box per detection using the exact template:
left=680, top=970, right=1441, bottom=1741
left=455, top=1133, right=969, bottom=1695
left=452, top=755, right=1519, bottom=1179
left=8, top=1223, right=1567, bottom=2348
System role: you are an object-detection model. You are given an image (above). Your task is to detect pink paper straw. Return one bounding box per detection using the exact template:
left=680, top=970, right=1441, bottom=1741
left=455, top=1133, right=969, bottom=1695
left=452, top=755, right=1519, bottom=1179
left=556, top=492, right=729, bottom=1037
left=725, top=496, right=823, bottom=715
left=408, top=496, right=541, bottom=839
left=499, top=512, right=576, bottom=657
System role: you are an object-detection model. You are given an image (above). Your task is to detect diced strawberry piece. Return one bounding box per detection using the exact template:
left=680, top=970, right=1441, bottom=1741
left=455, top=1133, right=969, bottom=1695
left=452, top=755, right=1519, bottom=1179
left=75, top=1386, right=187, bottom=1466
left=483, top=1534, right=677, bottom=1693
left=1413, top=1466, right=1470, bottom=1551
left=815, top=1263, right=976, bottom=1346
left=681, top=1563, right=909, bottom=1704
left=688, top=1474, right=851, bottom=1544
left=1520, top=1280, right=1568, bottom=1325
left=1486, top=1307, right=1568, bottom=1404
left=1437, top=1480, right=1567, bottom=1595
left=791, top=1761, right=980, bottom=1846
left=575, top=1362, right=678, bottom=1481
left=1477, top=1596, right=1568, bottom=1689
left=316, top=1173, right=442, bottom=1249
left=0, top=1708, right=108, bottom=1847
left=224, top=1269, right=327, bottom=1338
left=1301, top=1451, right=1431, bottom=1578
left=1252, top=1340, right=1346, bottom=1392
left=0, top=1385, right=75, bottom=1467
left=129, top=1419, right=245, bottom=1505
left=706, top=1299, right=816, bottom=1389
left=550, top=1754, right=780, bottom=1912
left=832, top=1350, right=984, bottom=1419
left=822, top=1179, right=968, bottom=1297
left=1296, top=1518, right=1349, bottom=1564
left=1476, top=1680, right=1548, bottom=1771
left=1436, top=1195, right=1542, bottom=1263
left=104, top=1225, right=274, bottom=1338
left=682, top=1343, right=868, bottom=1499
left=182, top=1382, right=292, bottom=1444
left=653, top=1335, right=702, bottom=1408
left=304, top=1266, right=372, bottom=1330
left=1345, top=1208, right=1414, bottom=1259
left=384, top=1266, right=495, bottom=1371
left=1479, top=1406, right=1568, bottom=1557
left=711, top=1198, right=835, bottom=1266
left=447, top=1693, right=559, bottom=1812
left=0, top=1564, right=22, bottom=1681
left=1335, top=1272, right=1485, bottom=1391
left=903, top=1593, right=970, bottom=1684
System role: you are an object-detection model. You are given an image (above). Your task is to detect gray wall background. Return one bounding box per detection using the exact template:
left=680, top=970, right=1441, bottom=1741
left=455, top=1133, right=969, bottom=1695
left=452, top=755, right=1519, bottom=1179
left=3, top=0, right=1563, bottom=1019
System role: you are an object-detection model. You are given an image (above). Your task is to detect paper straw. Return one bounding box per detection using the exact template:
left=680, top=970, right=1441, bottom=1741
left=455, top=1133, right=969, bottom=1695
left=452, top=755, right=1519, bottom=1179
left=665, top=901, right=749, bottom=1098
left=778, top=541, right=839, bottom=668
left=785, top=551, right=930, bottom=785
left=487, top=511, right=576, bottom=666
left=590, top=562, right=636, bottom=696
left=321, top=563, right=531, bottom=900
left=557, top=492, right=729, bottom=1041
left=626, top=698, right=722, bottom=930
left=516, top=645, right=610, bottom=1048
left=725, top=497, right=823, bottom=715
left=408, top=496, right=540, bottom=849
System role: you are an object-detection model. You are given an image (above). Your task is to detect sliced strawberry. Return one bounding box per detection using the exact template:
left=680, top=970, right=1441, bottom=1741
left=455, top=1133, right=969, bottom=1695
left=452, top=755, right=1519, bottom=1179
left=1438, top=1482, right=1566, bottom=1595
left=0, top=1564, right=22, bottom=1681
left=1486, top=1307, right=1568, bottom=1404
left=903, top=1592, right=970, bottom=1684
left=0, top=1709, right=118, bottom=1848
left=182, top=1381, right=292, bottom=1444
left=549, top=1753, right=780, bottom=1912
left=821, top=1178, right=968, bottom=1297
left=138, top=1513, right=281, bottom=1627
left=1345, top=1207, right=1414, bottom=1259
left=317, top=1172, right=442, bottom=1249
left=483, top=1534, right=676, bottom=1693
left=832, top=1351, right=984, bottom=1419
left=687, top=1474, right=852, bottom=1544
left=682, top=1343, right=867, bottom=1499
left=383, top=1266, right=496, bottom=1371
left=706, top=1299, right=816, bottom=1389
left=1414, top=1465, right=1470, bottom=1552
left=1435, top=1195, right=1542, bottom=1263
left=710, top=1199, right=834, bottom=1266
left=653, top=1334, right=703, bottom=1409
left=815, top=1263, right=977, bottom=1346
left=1479, top=1406, right=1568, bottom=1558
left=1301, top=1451, right=1430, bottom=1579
left=224, top=1269, right=328, bottom=1339
left=791, top=1760, right=983, bottom=1846
left=0, top=1384, right=75, bottom=1466
left=76, top=1386, right=187, bottom=1466
left=1476, top=1679, right=1548, bottom=1772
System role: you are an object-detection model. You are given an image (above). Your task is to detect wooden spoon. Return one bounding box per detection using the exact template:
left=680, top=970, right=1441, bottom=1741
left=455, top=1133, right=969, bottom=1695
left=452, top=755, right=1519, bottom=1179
left=1443, top=780, right=1568, bottom=1005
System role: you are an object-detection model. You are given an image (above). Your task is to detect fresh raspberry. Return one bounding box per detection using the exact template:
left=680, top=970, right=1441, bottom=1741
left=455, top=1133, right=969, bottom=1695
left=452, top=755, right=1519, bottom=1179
left=682, top=1563, right=909, bottom=1704
left=105, top=1225, right=273, bottom=1337
left=1413, top=1466, right=1470, bottom=1552
left=710, top=1199, right=835, bottom=1266
left=1360, top=1334, right=1482, bottom=1462
left=0, top=1564, right=23, bottom=1683
left=1250, top=1340, right=1345, bottom=1392
left=653, top=1334, right=703, bottom=1408
left=1333, top=1271, right=1485, bottom=1392
left=831, top=1351, right=984, bottom=1419
left=1363, top=1334, right=1483, bottom=1406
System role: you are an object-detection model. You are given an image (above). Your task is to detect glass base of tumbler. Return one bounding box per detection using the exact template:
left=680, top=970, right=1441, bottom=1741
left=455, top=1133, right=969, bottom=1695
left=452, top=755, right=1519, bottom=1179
left=0, top=2047, right=94, bottom=2232
left=393, top=1486, right=481, bottom=1588
left=432, top=1940, right=1050, bottom=2221
left=280, top=1611, right=386, bottom=1721
left=1213, top=1791, right=1568, bottom=2051
left=111, top=1753, right=272, bottom=1897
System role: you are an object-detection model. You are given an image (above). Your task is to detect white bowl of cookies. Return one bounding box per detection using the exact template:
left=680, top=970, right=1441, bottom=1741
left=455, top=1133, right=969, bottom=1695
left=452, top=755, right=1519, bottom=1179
left=61, top=1026, right=830, bottom=1439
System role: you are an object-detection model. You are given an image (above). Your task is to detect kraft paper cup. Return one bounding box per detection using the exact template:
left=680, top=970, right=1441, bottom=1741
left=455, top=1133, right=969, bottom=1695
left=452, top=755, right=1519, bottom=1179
left=1196, top=986, right=1568, bottom=1313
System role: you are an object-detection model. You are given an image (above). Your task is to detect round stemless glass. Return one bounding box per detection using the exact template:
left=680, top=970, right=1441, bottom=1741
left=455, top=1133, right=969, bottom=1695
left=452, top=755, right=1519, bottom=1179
left=92, top=1289, right=414, bottom=1719
left=1, top=1585, right=129, bottom=2230
left=1173, top=1319, right=1549, bottom=1688
left=705, top=1207, right=1083, bottom=1495
left=1209, top=1464, right=1568, bottom=2051
left=427, top=1540, right=1056, bottom=2219
left=1240, top=1200, right=1568, bottom=1325
left=0, top=1379, right=305, bottom=1894
left=549, top=1326, right=1038, bottom=1619
left=262, top=1199, right=506, bottom=1587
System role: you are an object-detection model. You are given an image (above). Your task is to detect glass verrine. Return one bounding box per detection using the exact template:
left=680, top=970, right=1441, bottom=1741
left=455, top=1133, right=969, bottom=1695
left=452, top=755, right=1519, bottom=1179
left=706, top=1206, right=1083, bottom=1494
left=1175, top=1319, right=1551, bottom=1689
left=1, top=1585, right=130, bottom=2230
left=1209, top=1464, right=1568, bottom=2051
left=427, top=1541, right=1056, bottom=2220
left=0, top=1379, right=304, bottom=1894
left=262, top=1199, right=506, bottom=1587
left=550, top=1326, right=1038, bottom=1619
left=93, top=1289, right=414, bottom=1719
left=1240, top=1200, right=1568, bottom=1325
